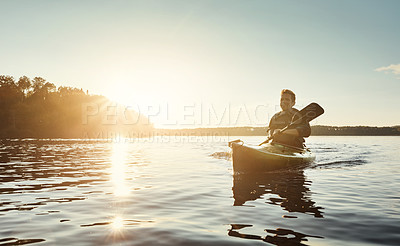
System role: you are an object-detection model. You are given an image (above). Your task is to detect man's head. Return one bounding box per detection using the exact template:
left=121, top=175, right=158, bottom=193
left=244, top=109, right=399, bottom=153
left=280, top=89, right=296, bottom=111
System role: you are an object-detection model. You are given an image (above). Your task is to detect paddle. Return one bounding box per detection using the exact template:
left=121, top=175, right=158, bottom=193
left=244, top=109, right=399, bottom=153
left=259, top=102, right=324, bottom=146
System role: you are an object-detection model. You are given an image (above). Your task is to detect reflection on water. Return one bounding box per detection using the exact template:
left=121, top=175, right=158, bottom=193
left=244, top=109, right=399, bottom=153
left=230, top=169, right=324, bottom=244
left=111, top=142, right=130, bottom=197
left=0, top=238, right=46, bottom=245
left=112, top=216, right=124, bottom=229
left=0, top=140, right=109, bottom=212
left=0, top=140, right=118, bottom=244
left=233, top=170, right=324, bottom=218
left=0, top=139, right=156, bottom=245
left=1, top=137, right=399, bottom=245
left=228, top=224, right=323, bottom=246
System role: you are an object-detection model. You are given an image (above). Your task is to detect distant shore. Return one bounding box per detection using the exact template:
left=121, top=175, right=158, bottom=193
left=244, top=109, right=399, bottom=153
left=2, top=75, right=399, bottom=139
left=154, top=125, right=400, bottom=136
left=1, top=125, right=400, bottom=139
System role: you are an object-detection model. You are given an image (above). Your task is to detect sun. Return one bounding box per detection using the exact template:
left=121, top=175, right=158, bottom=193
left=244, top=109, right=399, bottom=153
left=102, top=80, right=178, bottom=128
left=104, top=80, right=167, bottom=107
left=105, top=83, right=139, bottom=107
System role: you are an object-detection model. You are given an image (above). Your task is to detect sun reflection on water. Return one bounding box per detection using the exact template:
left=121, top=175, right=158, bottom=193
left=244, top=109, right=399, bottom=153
left=108, top=215, right=126, bottom=242
left=112, top=216, right=124, bottom=230
left=111, top=142, right=130, bottom=197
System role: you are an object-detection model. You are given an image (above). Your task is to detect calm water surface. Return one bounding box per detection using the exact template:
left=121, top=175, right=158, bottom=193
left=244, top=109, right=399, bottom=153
left=0, top=136, right=399, bottom=245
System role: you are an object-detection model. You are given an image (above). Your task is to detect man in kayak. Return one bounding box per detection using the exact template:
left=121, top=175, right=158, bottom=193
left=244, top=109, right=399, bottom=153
left=267, top=89, right=311, bottom=148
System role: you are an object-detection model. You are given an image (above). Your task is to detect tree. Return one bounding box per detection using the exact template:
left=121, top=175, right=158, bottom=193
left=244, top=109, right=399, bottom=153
left=0, top=75, right=22, bottom=131
left=32, top=77, right=46, bottom=92
left=17, top=76, right=32, bottom=97
left=44, top=82, right=56, bottom=92
left=0, top=75, right=20, bottom=104
left=0, top=74, right=153, bottom=138
left=0, top=75, right=15, bottom=87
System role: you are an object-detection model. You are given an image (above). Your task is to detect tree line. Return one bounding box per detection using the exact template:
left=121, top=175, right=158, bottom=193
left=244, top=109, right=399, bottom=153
left=154, top=126, right=400, bottom=136
left=0, top=75, right=153, bottom=138
left=2, top=74, right=398, bottom=138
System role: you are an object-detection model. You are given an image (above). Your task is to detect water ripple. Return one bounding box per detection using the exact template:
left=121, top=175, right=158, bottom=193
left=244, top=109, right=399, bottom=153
left=0, top=238, right=45, bottom=245
left=0, top=137, right=399, bottom=245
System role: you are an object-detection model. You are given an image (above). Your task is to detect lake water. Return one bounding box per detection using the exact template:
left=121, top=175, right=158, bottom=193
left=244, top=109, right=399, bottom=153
left=0, top=136, right=399, bottom=245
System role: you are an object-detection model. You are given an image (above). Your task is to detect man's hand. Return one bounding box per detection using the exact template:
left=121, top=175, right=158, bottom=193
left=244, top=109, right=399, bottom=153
left=269, top=129, right=281, bottom=138
left=271, top=128, right=299, bottom=139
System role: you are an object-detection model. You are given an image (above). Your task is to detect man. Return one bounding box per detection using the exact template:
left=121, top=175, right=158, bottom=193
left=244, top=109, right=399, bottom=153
left=267, top=89, right=311, bottom=148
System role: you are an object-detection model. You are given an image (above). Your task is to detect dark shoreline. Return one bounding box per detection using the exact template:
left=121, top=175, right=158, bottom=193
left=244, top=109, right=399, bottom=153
left=1, top=125, right=399, bottom=140
left=153, top=125, right=400, bottom=137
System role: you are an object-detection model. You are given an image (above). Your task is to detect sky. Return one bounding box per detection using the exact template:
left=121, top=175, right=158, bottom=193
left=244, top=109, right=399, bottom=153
left=1, top=0, right=399, bottom=128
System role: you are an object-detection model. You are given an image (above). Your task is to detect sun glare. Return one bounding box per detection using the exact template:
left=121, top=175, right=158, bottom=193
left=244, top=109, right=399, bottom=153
left=106, top=86, right=137, bottom=107
left=108, top=215, right=126, bottom=240
left=103, top=76, right=173, bottom=108
left=112, top=216, right=124, bottom=230
left=111, top=142, right=130, bottom=197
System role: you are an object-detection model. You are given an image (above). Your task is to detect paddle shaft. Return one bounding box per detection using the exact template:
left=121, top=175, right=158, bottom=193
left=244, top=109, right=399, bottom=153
left=259, top=116, right=303, bottom=146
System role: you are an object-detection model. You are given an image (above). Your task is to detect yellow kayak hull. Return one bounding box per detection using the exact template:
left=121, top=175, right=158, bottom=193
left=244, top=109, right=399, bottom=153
left=229, top=140, right=315, bottom=173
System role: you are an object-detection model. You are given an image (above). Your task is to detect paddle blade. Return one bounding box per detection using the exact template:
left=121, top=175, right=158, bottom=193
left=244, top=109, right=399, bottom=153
left=299, top=102, right=324, bottom=122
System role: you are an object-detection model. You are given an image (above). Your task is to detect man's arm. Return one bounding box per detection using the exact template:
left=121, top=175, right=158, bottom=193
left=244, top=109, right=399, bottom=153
left=289, top=111, right=311, bottom=137
left=296, top=123, right=311, bottom=137
left=292, top=114, right=311, bottom=137
left=267, top=114, right=276, bottom=137
left=281, top=128, right=299, bottom=136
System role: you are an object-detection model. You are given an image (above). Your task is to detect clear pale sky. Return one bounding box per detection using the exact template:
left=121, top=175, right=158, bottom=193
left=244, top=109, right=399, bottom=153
left=1, top=0, right=399, bottom=128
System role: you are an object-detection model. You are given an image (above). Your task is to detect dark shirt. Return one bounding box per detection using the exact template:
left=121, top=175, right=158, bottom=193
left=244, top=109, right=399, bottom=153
left=268, top=108, right=311, bottom=148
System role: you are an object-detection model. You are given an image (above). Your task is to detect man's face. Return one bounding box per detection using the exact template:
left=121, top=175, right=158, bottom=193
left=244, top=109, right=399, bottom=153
left=280, top=93, right=295, bottom=111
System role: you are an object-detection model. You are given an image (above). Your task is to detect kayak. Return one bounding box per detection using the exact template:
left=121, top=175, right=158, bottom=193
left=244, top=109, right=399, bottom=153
left=229, top=140, right=315, bottom=173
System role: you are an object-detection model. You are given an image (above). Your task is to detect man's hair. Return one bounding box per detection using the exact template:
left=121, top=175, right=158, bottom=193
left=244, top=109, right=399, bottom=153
left=281, top=89, right=296, bottom=102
